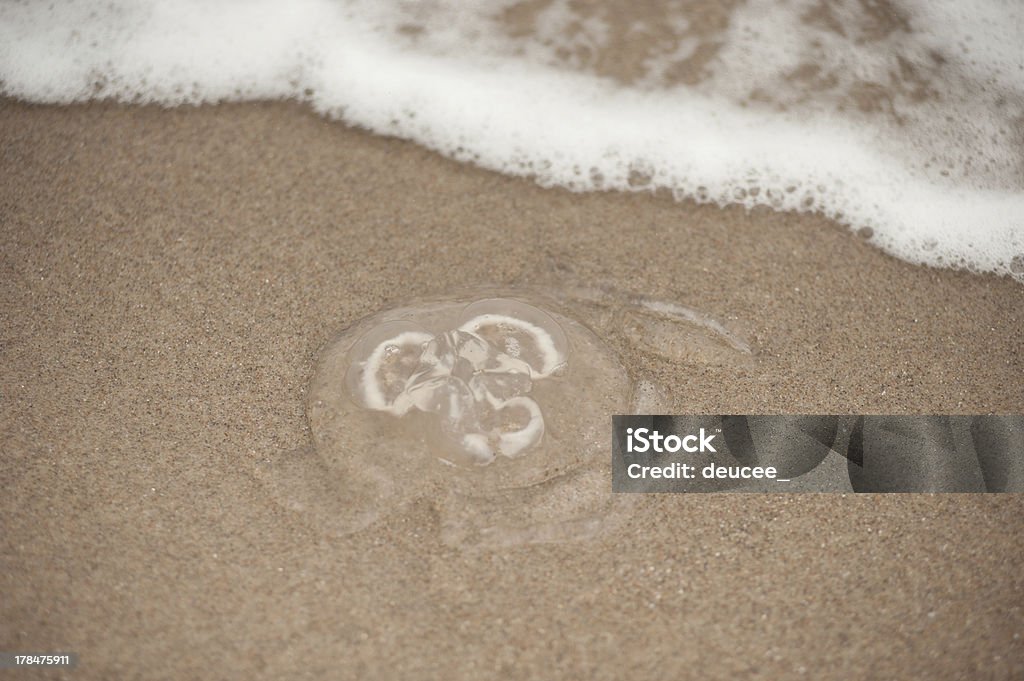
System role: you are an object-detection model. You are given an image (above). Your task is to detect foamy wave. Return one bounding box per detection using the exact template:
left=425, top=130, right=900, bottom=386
left=2, top=0, right=1022, bottom=278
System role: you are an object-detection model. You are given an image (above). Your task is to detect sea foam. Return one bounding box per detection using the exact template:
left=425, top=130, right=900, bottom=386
left=2, top=0, right=1022, bottom=278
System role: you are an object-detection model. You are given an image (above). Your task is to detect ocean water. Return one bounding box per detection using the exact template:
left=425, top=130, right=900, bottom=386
left=2, top=0, right=1022, bottom=279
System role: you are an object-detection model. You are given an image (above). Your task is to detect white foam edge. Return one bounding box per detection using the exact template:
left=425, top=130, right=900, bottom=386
left=1, top=0, right=1021, bottom=277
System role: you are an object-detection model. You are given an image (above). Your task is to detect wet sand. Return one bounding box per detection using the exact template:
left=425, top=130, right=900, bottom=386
left=1, top=99, right=1023, bottom=679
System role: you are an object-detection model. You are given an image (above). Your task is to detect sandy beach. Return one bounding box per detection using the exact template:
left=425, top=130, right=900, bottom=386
left=1, top=98, right=1023, bottom=679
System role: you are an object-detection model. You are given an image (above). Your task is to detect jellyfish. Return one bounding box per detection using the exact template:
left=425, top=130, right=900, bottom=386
left=255, top=286, right=755, bottom=548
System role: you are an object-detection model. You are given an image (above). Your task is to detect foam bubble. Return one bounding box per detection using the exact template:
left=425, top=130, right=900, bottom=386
left=7, top=0, right=1019, bottom=277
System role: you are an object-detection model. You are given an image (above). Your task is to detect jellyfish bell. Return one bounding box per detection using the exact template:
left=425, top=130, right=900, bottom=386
left=302, top=293, right=630, bottom=536
left=259, top=286, right=753, bottom=545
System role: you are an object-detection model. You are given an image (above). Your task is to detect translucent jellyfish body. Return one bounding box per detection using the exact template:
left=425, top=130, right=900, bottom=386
left=263, top=294, right=629, bottom=546
left=255, top=286, right=755, bottom=548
